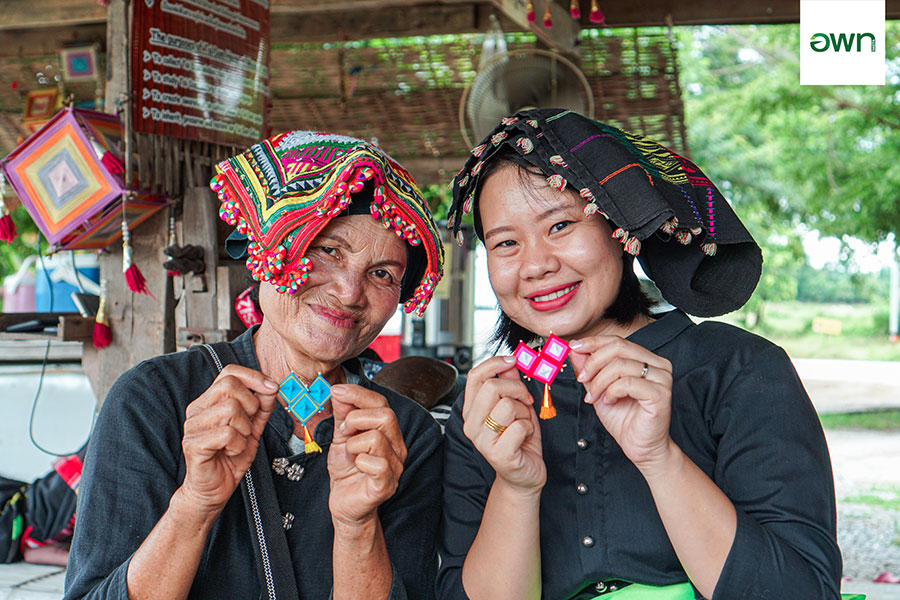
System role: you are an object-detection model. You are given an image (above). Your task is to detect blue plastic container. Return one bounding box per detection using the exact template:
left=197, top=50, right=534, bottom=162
left=34, top=254, right=100, bottom=312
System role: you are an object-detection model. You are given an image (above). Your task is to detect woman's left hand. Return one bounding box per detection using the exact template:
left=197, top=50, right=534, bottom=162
left=569, top=336, right=674, bottom=471
left=327, top=384, right=408, bottom=528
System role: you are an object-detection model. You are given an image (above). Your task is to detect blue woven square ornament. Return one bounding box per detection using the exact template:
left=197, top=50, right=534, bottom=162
left=279, top=372, right=331, bottom=426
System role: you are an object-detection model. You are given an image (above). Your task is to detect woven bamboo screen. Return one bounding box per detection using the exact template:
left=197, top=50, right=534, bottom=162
left=269, top=27, right=687, bottom=184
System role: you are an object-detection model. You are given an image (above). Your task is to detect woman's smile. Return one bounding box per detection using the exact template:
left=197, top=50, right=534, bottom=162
left=526, top=282, right=581, bottom=311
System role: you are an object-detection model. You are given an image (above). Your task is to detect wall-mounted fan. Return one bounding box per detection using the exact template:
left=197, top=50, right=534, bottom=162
left=459, top=49, right=594, bottom=148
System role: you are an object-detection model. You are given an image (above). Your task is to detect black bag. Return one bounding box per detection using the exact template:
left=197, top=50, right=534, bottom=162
left=0, top=475, right=28, bottom=563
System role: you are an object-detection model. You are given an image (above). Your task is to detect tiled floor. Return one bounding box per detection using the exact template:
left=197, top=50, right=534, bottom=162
left=0, top=563, right=65, bottom=599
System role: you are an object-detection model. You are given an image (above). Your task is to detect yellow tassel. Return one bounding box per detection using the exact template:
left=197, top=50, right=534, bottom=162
left=304, top=425, right=322, bottom=454
left=539, top=382, right=556, bottom=420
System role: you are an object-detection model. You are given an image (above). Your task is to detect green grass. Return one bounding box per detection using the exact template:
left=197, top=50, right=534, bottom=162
left=842, top=485, right=900, bottom=510
left=819, top=410, right=900, bottom=431
left=717, top=301, right=900, bottom=360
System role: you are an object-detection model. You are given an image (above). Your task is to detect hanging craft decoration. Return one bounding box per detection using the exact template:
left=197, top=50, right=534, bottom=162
left=513, top=334, right=571, bottom=419
left=0, top=174, right=15, bottom=243
left=589, top=0, right=606, bottom=24
left=569, top=0, right=581, bottom=19
left=278, top=373, right=333, bottom=454
left=58, top=44, right=101, bottom=84
left=0, top=107, right=166, bottom=252
left=22, top=89, right=59, bottom=137
left=92, top=279, right=112, bottom=349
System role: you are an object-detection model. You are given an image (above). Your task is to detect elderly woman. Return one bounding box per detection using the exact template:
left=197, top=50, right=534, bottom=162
left=437, top=110, right=842, bottom=600
left=64, top=131, right=445, bottom=600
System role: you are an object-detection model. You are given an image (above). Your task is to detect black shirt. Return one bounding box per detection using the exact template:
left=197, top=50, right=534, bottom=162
left=64, top=327, right=443, bottom=600
left=438, top=311, right=841, bottom=600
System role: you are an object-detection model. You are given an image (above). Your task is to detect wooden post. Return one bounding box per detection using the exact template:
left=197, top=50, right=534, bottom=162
left=82, top=0, right=171, bottom=406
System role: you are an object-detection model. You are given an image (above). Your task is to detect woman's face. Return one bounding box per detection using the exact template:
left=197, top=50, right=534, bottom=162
left=480, top=164, right=626, bottom=341
left=258, top=214, right=407, bottom=364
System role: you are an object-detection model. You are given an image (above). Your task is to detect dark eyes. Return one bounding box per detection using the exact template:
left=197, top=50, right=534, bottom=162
left=371, top=269, right=394, bottom=283
left=550, top=220, right=573, bottom=233
left=491, top=220, right=574, bottom=250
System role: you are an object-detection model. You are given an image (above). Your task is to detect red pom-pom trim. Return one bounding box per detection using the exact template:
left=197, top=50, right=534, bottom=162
left=589, top=8, right=605, bottom=23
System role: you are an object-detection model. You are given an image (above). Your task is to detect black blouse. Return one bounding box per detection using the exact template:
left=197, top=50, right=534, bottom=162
left=438, top=311, right=841, bottom=600
left=64, top=327, right=443, bottom=600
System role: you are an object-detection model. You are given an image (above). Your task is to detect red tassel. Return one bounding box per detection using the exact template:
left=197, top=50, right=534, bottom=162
left=125, top=263, right=152, bottom=295
left=569, top=0, right=581, bottom=19
left=526, top=0, right=536, bottom=22
left=93, top=282, right=112, bottom=349
left=101, top=152, right=124, bottom=176
left=0, top=214, right=16, bottom=242
left=543, top=3, right=553, bottom=27
left=93, top=321, right=112, bottom=348
left=589, top=0, right=605, bottom=23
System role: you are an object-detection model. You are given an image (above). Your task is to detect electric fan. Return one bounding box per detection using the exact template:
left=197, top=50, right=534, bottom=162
left=459, top=49, right=594, bottom=148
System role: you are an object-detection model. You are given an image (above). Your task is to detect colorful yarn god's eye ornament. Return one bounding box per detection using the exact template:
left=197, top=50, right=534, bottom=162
left=513, top=334, right=571, bottom=420
left=278, top=372, right=333, bottom=453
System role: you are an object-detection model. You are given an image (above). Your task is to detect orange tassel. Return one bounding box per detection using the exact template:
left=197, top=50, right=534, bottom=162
left=304, top=425, right=322, bottom=454
left=539, top=382, right=556, bottom=420
left=543, top=2, right=553, bottom=27
left=92, top=281, right=112, bottom=349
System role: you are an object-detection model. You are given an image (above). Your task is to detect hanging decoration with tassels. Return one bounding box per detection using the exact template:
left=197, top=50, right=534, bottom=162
left=589, top=0, right=606, bottom=24
left=512, top=334, right=571, bottom=420
left=0, top=106, right=166, bottom=251
left=569, top=0, right=581, bottom=20
left=526, top=0, right=536, bottom=23
left=0, top=174, right=16, bottom=243
left=121, top=211, right=152, bottom=296
left=118, top=91, right=154, bottom=298
left=277, top=373, right=333, bottom=454
left=92, top=279, right=112, bottom=349
left=543, top=0, right=553, bottom=28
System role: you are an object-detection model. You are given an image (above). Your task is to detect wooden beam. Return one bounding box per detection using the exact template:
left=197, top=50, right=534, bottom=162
left=0, top=24, right=107, bottom=58
left=272, top=0, right=479, bottom=15
left=0, top=0, right=106, bottom=30
left=491, top=0, right=579, bottom=54
left=270, top=3, right=491, bottom=43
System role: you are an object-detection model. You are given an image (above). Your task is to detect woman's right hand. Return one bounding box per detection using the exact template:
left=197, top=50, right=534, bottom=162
left=461, top=356, right=546, bottom=493
left=180, top=365, right=279, bottom=514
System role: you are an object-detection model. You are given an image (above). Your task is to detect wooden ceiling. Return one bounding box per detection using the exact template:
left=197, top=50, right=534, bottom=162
left=8, top=0, right=900, bottom=51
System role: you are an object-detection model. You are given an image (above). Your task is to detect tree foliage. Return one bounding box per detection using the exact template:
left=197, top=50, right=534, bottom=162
left=678, top=24, right=900, bottom=317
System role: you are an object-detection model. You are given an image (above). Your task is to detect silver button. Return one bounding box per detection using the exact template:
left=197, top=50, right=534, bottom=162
left=582, top=535, right=595, bottom=547
left=576, top=483, right=588, bottom=495
left=272, top=457, right=289, bottom=476
left=286, top=463, right=305, bottom=481
left=282, top=512, right=295, bottom=530
left=577, top=438, right=588, bottom=450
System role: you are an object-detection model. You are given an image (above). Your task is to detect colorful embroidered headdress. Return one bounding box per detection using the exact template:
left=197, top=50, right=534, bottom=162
left=211, top=131, right=444, bottom=316
left=448, top=108, right=762, bottom=317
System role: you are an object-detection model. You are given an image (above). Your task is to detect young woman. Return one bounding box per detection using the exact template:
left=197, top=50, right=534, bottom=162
left=437, top=109, right=842, bottom=600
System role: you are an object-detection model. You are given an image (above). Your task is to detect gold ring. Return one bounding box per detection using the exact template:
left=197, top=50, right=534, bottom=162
left=483, top=415, right=508, bottom=435
left=640, top=362, right=649, bottom=379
